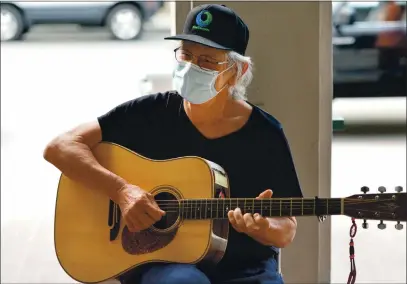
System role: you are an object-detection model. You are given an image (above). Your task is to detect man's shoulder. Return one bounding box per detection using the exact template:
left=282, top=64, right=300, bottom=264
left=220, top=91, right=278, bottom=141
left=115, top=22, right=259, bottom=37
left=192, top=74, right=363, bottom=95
left=249, top=105, right=294, bottom=158
left=109, top=91, right=181, bottom=119
left=251, top=104, right=283, bottom=132
left=128, top=91, right=181, bottom=109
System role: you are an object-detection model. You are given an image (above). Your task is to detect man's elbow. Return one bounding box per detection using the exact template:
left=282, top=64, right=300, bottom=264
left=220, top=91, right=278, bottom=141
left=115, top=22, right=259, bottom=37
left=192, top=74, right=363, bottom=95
left=43, top=134, right=71, bottom=163
left=43, top=138, right=60, bottom=163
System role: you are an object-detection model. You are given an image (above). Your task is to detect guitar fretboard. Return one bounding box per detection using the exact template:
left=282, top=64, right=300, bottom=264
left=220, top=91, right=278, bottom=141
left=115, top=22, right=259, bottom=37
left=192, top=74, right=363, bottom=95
left=165, top=198, right=343, bottom=219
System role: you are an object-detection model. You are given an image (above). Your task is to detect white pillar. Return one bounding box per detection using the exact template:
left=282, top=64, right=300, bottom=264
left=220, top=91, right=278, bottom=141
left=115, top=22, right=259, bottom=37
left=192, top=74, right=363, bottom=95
left=172, top=2, right=333, bottom=283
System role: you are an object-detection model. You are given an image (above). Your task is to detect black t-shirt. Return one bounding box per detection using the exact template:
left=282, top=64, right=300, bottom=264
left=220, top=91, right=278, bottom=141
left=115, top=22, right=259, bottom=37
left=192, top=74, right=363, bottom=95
left=97, top=91, right=303, bottom=268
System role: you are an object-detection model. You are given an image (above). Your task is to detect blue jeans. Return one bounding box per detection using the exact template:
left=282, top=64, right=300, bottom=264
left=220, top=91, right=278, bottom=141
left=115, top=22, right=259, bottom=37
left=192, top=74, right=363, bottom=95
left=121, top=258, right=283, bottom=284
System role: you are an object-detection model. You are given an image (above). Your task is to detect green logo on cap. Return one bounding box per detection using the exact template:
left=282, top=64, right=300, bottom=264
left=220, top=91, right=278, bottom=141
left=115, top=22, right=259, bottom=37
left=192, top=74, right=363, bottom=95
left=192, top=10, right=212, bottom=32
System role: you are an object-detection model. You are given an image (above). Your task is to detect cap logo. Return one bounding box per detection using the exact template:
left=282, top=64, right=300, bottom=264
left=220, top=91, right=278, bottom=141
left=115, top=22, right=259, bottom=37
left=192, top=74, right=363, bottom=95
left=192, top=10, right=212, bottom=32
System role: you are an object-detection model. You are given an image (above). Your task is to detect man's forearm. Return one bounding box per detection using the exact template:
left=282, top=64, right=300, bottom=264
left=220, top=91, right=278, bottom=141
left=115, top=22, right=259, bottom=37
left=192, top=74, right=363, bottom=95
left=251, top=217, right=297, bottom=248
left=44, top=138, right=127, bottom=203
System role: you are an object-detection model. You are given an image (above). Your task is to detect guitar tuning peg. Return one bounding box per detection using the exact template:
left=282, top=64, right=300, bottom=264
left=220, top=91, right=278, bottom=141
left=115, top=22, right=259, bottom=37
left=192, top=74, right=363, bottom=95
left=362, top=219, right=369, bottom=229
left=395, top=186, right=403, bottom=193
left=378, top=220, right=386, bottom=230
left=395, top=221, right=403, bottom=230
left=378, top=186, right=386, bottom=193
left=361, top=186, right=369, bottom=194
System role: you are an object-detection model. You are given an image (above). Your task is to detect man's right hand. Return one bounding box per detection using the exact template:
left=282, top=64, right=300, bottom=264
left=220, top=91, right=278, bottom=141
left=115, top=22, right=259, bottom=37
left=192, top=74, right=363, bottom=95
left=117, top=184, right=166, bottom=232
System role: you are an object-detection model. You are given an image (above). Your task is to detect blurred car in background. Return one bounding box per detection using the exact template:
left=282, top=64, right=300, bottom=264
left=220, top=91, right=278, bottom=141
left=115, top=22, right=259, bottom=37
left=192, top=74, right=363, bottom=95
left=0, top=1, right=164, bottom=41
left=332, top=1, right=406, bottom=98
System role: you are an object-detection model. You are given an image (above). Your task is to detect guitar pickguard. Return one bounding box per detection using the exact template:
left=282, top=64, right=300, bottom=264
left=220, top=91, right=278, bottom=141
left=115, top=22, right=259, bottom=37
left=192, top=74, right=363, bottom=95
left=121, top=226, right=177, bottom=255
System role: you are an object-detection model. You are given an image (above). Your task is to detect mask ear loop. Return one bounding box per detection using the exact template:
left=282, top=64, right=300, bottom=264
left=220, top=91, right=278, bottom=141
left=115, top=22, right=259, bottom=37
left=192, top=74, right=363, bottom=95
left=212, top=63, right=237, bottom=93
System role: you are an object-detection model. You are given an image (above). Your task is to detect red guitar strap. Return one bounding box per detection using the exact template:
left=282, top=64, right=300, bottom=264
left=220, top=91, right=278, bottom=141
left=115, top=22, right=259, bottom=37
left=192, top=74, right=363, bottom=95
left=347, top=218, right=357, bottom=284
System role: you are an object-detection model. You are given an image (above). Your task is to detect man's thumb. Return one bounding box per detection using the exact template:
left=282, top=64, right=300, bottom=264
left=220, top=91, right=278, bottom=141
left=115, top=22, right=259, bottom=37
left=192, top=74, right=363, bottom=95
left=259, top=189, right=273, bottom=198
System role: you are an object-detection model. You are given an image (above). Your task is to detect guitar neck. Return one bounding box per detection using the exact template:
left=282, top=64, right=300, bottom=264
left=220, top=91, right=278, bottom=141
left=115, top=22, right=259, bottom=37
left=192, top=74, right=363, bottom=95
left=171, top=197, right=343, bottom=220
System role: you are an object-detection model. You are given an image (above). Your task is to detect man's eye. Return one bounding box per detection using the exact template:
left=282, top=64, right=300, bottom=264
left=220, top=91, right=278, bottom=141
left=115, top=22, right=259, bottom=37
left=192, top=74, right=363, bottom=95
left=179, top=53, right=192, bottom=60
left=200, top=60, right=217, bottom=69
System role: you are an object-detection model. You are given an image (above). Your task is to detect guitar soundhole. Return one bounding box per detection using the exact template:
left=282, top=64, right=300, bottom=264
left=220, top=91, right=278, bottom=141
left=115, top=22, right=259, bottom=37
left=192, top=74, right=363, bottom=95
left=153, top=191, right=179, bottom=230
left=121, top=190, right=179, bottom=255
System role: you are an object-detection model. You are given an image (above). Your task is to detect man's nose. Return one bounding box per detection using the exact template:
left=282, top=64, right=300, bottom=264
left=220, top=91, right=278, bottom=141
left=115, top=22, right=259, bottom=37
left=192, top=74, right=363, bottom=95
left=191, top=57, right=199, bottom=65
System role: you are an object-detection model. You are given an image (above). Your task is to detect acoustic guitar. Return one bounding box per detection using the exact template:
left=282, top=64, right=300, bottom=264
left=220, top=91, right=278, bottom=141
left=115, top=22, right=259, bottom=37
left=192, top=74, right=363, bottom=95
left=54, top=142, right=407, bottom=283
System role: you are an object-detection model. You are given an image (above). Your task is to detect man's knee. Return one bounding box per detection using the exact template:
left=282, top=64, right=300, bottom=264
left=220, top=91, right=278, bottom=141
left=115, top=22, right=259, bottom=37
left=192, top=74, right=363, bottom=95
left=140, top=263, right=211, bottom=284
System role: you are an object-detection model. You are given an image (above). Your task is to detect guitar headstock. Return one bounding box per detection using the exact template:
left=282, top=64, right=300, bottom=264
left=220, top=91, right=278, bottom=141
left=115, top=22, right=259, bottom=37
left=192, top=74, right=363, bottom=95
left=344, top=186, right=406, bottom=230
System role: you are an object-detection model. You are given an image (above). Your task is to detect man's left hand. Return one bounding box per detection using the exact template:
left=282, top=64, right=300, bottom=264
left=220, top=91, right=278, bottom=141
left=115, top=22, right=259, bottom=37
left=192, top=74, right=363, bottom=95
left=227, top=189, right=273, bottom=236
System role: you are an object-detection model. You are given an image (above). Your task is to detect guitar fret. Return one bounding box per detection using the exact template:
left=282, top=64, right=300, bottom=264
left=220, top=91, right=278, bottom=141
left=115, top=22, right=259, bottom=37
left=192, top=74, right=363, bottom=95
left=183, top=200, right=186, bottom=219
left=269, top=199, right=272, bottom=217
left=216, top=199, right=219, bottom=219
left=225, top=199, right=228, bottom=216
left=326, top=199, right=329, bottom=215
left=222, top=199, right=225, bottom=218
left=313, top=199, right=316, bottom=215
left=205, top=198, right=208, bottom=219
left=187, top=200, right=189, bottom=219
left=211, top=200, right=213, bottom=219
left=191, top=200, right=193, bottom=219
left=279, top=199, right=282, bottom=216
left=199, top=200, right=202, bottom=219
left=194, top=200, right=198, bottom=219
left=290, top=198, right=292, bottom=216
left=180, top=200, right=183, bottom=219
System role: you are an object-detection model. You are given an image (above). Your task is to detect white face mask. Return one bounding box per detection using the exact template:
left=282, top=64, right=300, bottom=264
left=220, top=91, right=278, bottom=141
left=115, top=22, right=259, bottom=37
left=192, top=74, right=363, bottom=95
left=172, top=61, right=229, bottom=105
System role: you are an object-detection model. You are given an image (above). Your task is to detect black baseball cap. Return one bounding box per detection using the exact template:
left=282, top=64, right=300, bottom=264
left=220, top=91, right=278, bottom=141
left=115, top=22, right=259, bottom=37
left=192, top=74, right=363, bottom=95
left=164, top=4, right=250, bottom=56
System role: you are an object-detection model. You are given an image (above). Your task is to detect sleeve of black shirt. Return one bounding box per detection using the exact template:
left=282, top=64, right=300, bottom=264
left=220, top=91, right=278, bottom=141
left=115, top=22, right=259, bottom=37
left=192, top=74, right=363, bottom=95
left=97, top=94, right=162, bottom=144
left=272, top=128, right=304, bottom=198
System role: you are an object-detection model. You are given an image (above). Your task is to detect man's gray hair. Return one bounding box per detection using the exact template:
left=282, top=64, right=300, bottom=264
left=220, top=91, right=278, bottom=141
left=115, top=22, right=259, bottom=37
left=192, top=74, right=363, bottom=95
left=227, top=51, right=253, bottom=100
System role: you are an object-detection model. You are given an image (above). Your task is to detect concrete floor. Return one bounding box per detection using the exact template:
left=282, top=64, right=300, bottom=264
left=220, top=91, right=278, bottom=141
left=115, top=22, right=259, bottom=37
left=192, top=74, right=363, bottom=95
left=1, top=31, right=406, bottom=283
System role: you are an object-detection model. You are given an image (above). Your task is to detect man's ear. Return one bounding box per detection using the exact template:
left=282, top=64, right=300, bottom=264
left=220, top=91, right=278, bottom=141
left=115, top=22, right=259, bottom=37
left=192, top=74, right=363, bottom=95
left=227, top=64, right=239, bottom=85
left=241, top=62, right=248, bottom=76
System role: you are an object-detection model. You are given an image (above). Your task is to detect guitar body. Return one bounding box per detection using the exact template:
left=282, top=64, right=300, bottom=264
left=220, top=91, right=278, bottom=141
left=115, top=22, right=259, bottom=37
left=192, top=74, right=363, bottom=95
left=54, top=142, right=230, bottom=283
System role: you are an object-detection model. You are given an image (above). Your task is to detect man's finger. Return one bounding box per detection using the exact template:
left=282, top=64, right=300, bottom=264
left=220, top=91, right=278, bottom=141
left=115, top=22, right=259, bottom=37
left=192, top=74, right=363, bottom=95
left=145, top=194, right=165, bottom=214
left=233, top=208, right=246, bottom=231
left=228, top=210, right=239, bottom=227
left=146, top=203, right=165, bottom=221
left=253, top=213, right=269, bottom=228
left=243, top=213, right=259, bottom=232
left=137, top=212, right=155, bottom=229
left=229, top=210, right=244, bottom=232
left=257, top=189, right=273, bottom=199
left=227, top=210, right=235, bottom=223
left=126, top=217, right=140, bottom=232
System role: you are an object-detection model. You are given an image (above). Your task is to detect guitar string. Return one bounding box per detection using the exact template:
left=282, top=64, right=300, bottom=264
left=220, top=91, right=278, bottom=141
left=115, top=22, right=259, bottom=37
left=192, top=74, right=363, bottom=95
left=153, top=208, right=401, bottom=216
left=151, top=203, right=401, bottom=216
left=154, top=200, right=380, bottom=206
left=151, top=199, right=395, bottom=210
left=153, top=197, right=396, bottom=203
left=146, top=205, right=390, bottom=213
left=112, top=199, right=399, bottom=214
